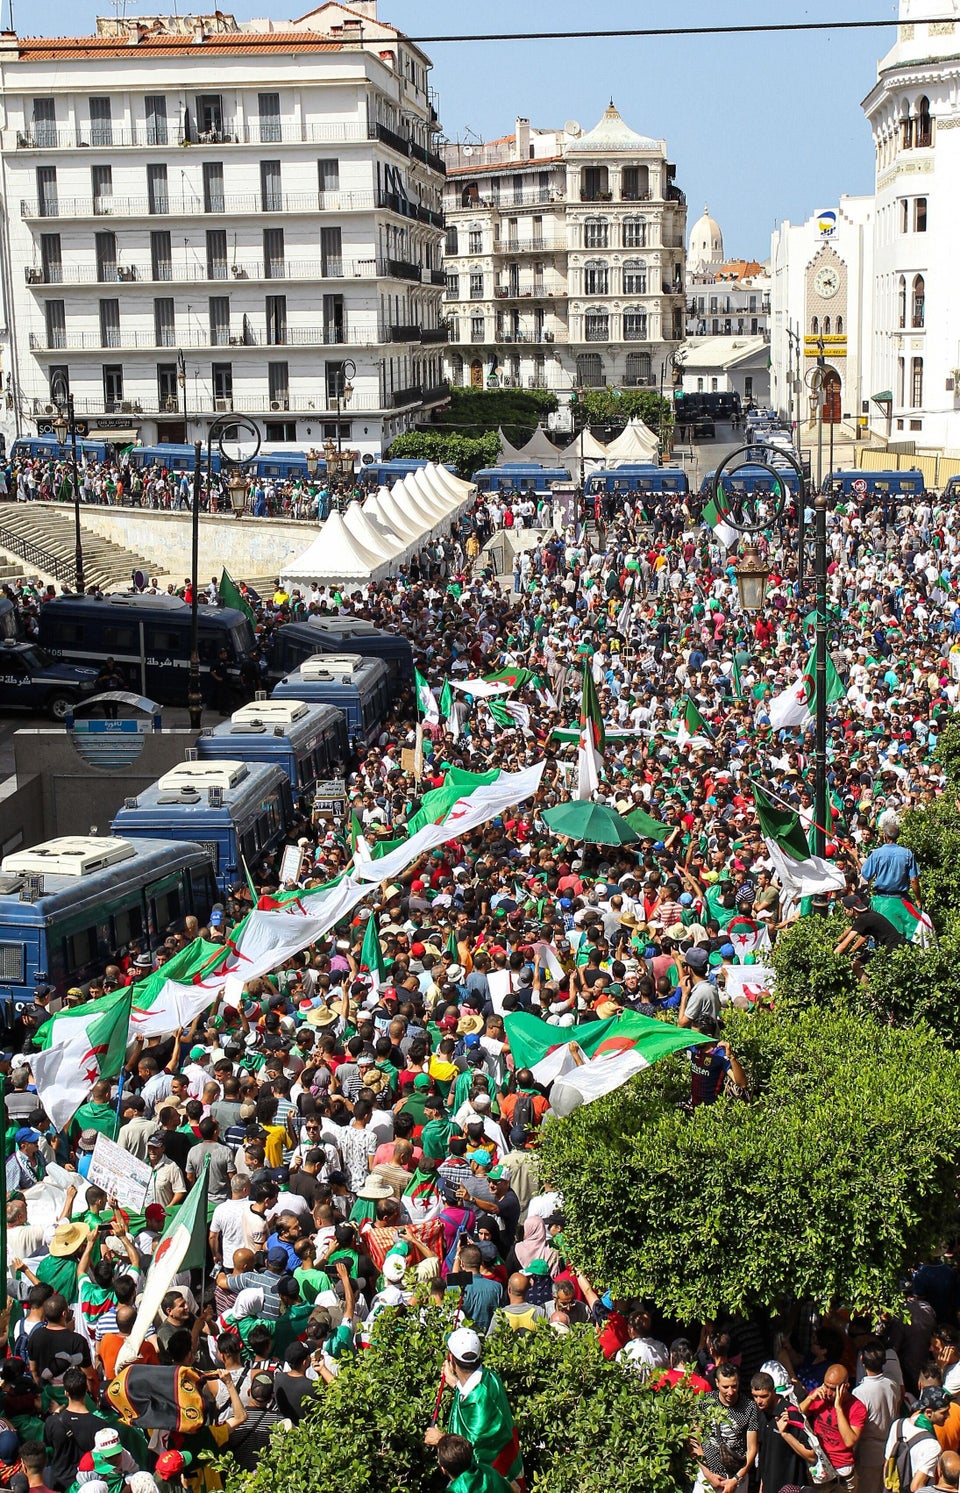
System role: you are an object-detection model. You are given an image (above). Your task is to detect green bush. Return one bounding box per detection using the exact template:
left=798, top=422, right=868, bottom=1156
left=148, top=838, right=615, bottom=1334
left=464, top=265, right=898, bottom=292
left=386, top=429, right=501, bottom=479
left=769, top=909, right=859, bottom=1013
left=539, top=1007, right=960, bottom=1318
left=227, top=1311, right=704, bottom=1493
left=897, top=797, right=960, bottom=931
left=576, top=386, right=672, bottom=432
left=430, top=388, right=559, bottom=447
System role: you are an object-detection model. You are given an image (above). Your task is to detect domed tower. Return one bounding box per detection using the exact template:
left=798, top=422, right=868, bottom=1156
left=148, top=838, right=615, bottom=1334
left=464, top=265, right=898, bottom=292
left=688, top=204, right=724, bottom=272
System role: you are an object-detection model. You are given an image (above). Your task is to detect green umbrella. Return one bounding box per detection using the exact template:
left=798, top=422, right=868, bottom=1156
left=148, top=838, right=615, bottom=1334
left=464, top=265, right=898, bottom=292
left=541, top=801, right=641, bottom=846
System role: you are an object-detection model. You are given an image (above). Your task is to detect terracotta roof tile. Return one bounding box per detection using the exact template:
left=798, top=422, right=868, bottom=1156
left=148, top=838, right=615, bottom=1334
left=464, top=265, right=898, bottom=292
left=14, top=32, right=341, bottom=60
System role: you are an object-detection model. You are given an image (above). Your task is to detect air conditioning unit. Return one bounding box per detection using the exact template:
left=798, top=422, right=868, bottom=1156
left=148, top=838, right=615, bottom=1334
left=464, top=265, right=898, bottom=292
left=120, top=401, right=133, bottom=413
left=214, top=398, right=231, bottom=412
left=25, top=267, right=42, bottom=284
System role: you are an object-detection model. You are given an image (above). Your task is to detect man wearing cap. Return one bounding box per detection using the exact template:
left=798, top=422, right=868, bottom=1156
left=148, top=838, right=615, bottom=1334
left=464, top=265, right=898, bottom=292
left=144, top=1134, right=187, bottom=1209
left=882, top=1389, right=954, bottom=1493
left=6, top=1128, right=45, bottom=1192
left=424, top=1327, right=524, bottom=1489
left=677, top=948, right=720, bottom=1032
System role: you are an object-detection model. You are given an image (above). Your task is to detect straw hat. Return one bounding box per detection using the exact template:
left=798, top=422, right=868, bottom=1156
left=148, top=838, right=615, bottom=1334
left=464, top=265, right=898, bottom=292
left=355, top=1176, right=394, bottom=1201
left=49, top=1220, right=92, bottom=1258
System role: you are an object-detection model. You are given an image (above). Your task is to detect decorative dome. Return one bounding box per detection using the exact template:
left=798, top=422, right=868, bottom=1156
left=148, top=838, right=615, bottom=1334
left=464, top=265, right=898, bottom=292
left=564, top=100, right=659, bottom=152
left=688, top=204, right=724, bottom=267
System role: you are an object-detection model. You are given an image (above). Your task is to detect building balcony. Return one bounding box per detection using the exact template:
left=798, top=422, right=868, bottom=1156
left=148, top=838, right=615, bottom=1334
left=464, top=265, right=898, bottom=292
left=387, top=384, right=426, bottom=408
left=502, top=239, right=563, bottom=254
left=491, top=328, right=567, bottom=345
left=11, top=120, right=440, bottom=153
left=494, top=284, right=567, bottom=299
left=384, top=257, right=422, bottom=282
left=30, top=391, right=388, bottom=418
left=421, top=381, right=451, bottom=405
left=388, top=324, right=422, bottom=342
left=429, top=268, right=448, bottom=286
left=24, top=256, right=434, bottom=288
left=419, top=325, right=450, bottom=344
left=454, top=189, right=562, bottom=211
left=21, top=189, right=444, bottom=225
left=29, top=322, right=388, bottom=353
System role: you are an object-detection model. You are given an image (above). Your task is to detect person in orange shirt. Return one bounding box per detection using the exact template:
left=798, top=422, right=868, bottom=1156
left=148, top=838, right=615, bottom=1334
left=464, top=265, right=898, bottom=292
left=97, top=1303, right=159, bottom=1384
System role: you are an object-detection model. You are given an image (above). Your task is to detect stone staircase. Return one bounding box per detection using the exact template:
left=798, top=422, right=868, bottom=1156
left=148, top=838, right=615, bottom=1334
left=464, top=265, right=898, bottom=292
left=0, top=503, right=161, bottom=591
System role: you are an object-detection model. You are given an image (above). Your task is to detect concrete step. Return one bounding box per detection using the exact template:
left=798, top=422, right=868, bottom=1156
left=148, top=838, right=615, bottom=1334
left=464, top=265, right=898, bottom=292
left=0, top=503, right=161, bottom=589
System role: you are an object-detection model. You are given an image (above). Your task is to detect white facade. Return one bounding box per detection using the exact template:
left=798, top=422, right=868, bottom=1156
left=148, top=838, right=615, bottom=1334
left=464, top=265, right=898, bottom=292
left=862, top=0, right=960, bottom=450
left=679, top=335, right=770, bottom=408
left=686, top=271, right=770, bottom=340
left=769, top=198, right=874, bottom=437
left=0, top=3, right=447, bottom=455
left=440, top=104, right=686, bottom=396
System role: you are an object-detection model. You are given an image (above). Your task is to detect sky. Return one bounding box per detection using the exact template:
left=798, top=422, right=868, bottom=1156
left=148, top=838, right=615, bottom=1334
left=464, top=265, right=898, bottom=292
left=24, top=0, right=900, bottom=258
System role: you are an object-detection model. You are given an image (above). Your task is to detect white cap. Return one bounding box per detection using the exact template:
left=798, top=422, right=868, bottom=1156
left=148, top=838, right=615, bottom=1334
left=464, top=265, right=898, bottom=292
left=382, top=1254, right=407, bottom=1282
left=447, top=1327, right=483, bottom=1366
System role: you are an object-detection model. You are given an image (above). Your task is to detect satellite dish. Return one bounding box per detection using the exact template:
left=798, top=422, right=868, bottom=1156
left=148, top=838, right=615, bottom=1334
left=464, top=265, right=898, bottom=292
left=565, top=120, right=581, bottom=136
left=462, top=144, right=474, bottom=156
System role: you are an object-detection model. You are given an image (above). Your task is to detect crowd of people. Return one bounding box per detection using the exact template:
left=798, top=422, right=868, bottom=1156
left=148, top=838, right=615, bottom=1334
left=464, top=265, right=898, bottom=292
left=2, top=437, right=960, bottom=1491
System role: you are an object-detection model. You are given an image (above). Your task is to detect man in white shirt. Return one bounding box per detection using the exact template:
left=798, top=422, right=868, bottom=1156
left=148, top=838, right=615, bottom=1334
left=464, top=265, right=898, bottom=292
left=883, top=1390, right=953, bottom=1493
left=854, top=1339, right=902, bottom=1493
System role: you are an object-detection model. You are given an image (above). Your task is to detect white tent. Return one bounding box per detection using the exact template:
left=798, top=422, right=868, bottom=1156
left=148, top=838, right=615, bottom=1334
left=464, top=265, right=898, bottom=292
left=281, top=509, right=388, bottom=589
left=407, top=467, right=453, bottom=525
left=515, top=425, right=562, bottom=463
left=495, top=426, right=525, bottom=465
left=377, top=483, right=427, bottom=544
left=604, top=417, right=660, bottom=464
left=560, top=428, right=608, bottom=469
left=361, top=490, right=419, bottom=556
left=343, top=501, right=411, bottom=565
left=427, top=462, right=476, bottom=515
left=392, top=473, right=444, bottom=537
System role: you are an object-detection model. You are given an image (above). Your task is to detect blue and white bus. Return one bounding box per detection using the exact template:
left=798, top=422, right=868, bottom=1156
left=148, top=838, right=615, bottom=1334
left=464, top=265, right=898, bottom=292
left=111, top=761, right=292, bottom=897
left=827, top=469, right=928, bottom=500
left=196, top=700, right=349, bottom=801
left=474, top=464, right=571, bottom=499
left=12, top=434, right=114, bottom=465
left=271, top=653, right=391, bottom=749
left=0, top=835, right=217, bottom=1020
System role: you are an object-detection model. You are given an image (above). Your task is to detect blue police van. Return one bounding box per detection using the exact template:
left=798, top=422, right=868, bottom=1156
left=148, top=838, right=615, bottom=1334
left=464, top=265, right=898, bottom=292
left=111, top=760, right=292, bottom=897
left=827, top=469, right=927, bottom=499
left=585, top=465, right=690, bottom=498
left=11, top=435, right=114, bottom=465
left=38, top=594, right=257, bottom=706
left=0, top=639, right=98, bottom=720
left=0, top=835, right=217, bottom=1020
left=271, top=653, right=391, bottom=749
left=269, top=618, right=414, bottom=691
left=474, top=464, right=571, bottom=498
left=196, top=700, right=348, bottom=801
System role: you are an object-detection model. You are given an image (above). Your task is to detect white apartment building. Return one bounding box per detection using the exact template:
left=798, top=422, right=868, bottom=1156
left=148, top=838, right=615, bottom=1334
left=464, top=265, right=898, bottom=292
left=440, top=105, right=686, bottom=396
left=0, top=2, right=448, bottom=457
left=863, top=0, right=960, bottom=450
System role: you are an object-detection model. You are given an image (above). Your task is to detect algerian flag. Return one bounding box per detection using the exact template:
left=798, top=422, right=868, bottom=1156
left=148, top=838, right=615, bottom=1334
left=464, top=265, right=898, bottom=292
left=576, top=660, right=604, bottom=802
left=754, top=783, right=846, bottom=905
left=625, top=806, right=674, bottom=840
left=31, top=986, right=133, bottom=1132
left=128, top=938, right=232, bottom=1039
left=725, top=914, right=771, bottom=964
left=359, top=913, right=386, bottom=993
left=617, top=598, right=633, bottom=638
left=348, top=809, right=365, bottom=859
left=767, top=648, right=845, bottom=731
left=701, top=489, right=738, bottom=548
left=404, top=767, right=499, bottom=838
left=870, top=894, right=936, bottom=947
left=503, top=1010, right=709, bottom=1113
left=675, top=696, right=712, bottom=749
left=219, top=568, right=257, bottom=626
left=221, top=877, right=374, bottom=1003
left=415, top=670, right=440, bottom=724
left=753, top=783, right=811, bottom=861
left=438, top=678, right=454, bottom=719
left=483, top=665, right=540, bottom=690
left=116, top=1158, right=210, bottom=1371
left=731, top=654, right=745, bottom=699
left=352, top=763, right=545, bottom=883
left=489, top=699, right=530, bottom=731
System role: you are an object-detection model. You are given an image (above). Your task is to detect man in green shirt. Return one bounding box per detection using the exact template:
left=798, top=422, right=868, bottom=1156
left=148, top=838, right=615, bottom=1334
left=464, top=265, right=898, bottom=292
left=73, top=1081, right=117, bottom=1141
left=420, top=1095, right=460, bottom=1162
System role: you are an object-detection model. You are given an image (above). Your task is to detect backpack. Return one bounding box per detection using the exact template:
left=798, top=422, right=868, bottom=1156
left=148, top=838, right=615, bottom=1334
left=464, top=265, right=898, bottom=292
left=884, top=1419, right=938, bottom=1493
left=512, top=1092, right=535, bottom=1133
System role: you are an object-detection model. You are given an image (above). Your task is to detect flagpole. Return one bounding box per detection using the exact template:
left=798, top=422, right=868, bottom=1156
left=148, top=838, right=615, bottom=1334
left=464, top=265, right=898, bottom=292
left=112, top=1068, right=126, bottom=1140
left=750, top=779, right=836, bottom=852
left=813, top=492, right=828, bottom=858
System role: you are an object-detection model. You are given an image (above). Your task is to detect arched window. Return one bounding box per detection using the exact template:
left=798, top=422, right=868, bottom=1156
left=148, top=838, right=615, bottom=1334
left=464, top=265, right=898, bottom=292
left=584, top=305, right=609, bottom=342
left=823, top=315, right=831, bottom=336
left=836, top=315, right=843, bottom=335
left=583, top=216, right=609, bottom=249
left=916, top=95, right=932, bottom=148
left=576, top=352, right=604, bottom=386
left=898, top=275, right=907, bottom=330
left=449, top=352, right=464, bottom=386
left=811, top=315, right=819, bottom=335
left=901, top=104, right=913, bottom=150
left=623, top=217, right=647, bottom=248
left=912, top=274, right=925, bottom=328
left=622, top=259, right=647, bottom=294
left=468, top=222, right=483, bottom=254
left=622, top=306, right=648, bottom=341
left=583, top=259, right=609, bottom=295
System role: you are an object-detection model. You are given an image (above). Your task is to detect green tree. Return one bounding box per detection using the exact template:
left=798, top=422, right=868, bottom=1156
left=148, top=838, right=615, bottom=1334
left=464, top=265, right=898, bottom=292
left=428, top=387, right=559, bottom=447
left=227, top=1312, right=705, bottom=1493
left=539, top=1007, right=960, bottom=1318
left=575, top=386, right=672, bottom=434
left=897, top=795, right=960, bottom=931
left=385, top=429, right=500, bottom=479
left=769, top=910, right=859, bottom=1014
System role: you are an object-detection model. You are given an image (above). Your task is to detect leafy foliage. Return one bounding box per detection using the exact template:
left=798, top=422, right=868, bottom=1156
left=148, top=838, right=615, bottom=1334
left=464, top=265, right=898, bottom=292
left=427, top=387, right=559, bottom=447
left=934, top=711, right=960, bottom=785
left=227, top=1310, right=704, bottom=1493
left=539, top=1008, right=960, bottom=1318
left=386, top=429, right=500, bottom=479
left=897, top=796, right=960, bottom=931
left=864, top=911, right=960, bottom=1048
left=769, top=910, right=859, bottom=1013
left=575, top=386, right=673, bottom=433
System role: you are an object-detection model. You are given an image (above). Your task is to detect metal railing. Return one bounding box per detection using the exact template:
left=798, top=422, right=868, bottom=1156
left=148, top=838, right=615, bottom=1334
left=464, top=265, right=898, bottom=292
left=29, top=390, right=391, bottom=417
left=29, top=323, right=386, bottom=352
left=11, top=120, right=427, bottom=150
left=24, top=256, right=430, bottom=287
left=21, top=190, right=385, bottom=220
left=0, top=522, right=74, bottom=585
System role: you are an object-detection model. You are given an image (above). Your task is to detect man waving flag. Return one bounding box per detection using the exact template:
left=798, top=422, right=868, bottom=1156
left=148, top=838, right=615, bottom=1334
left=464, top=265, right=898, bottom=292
left=576, top=660, right=605, bottom=800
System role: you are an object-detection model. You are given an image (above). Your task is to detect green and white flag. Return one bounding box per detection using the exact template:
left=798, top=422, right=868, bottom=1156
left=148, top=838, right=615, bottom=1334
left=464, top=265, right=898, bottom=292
left=32, top=985, right=133, bottom=1132
left=438, top=678, right=455, bottom=719
left=753, top=783, right=845, bottom=903
left=767, top=648, right=845, bottom=731
left=870, top=894, right=935, bottom=947
left=415, top=669, right=440, bottom=725
left=117, top=1158, right=210, bottom=1371
left=127, top=938, right=232, bottom=1040
left=219, top=568, right=257, bottom=626
left=359, top=912, right=387, bottom=994
left=675, top=695, right=713, bottom=749
left=701, top=489, right=738, bottom=548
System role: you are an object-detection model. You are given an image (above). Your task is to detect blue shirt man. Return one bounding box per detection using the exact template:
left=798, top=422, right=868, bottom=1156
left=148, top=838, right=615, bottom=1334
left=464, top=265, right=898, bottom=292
left=861, top=839, right=920, bottom=896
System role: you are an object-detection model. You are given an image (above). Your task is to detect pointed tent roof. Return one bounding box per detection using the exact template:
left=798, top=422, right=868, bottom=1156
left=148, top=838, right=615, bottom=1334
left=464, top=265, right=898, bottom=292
left=343, top=500, right=408, bottom=563
left=281, top=508, right=387, bottom=588
left=604, top=418, right=660, bottom=464
left=427, top=463, right=476, bottom=515
left=560, top=427, right=608, bottom=465
left=515, top=425, right=562, bottom=463
left=496, top=426, right=525, bottom=465
left=565, top=100, right=659, bottom=152
left=406, top=467, right=451, bottom=523
left=390, top=474, right=441, bottom=535
left=361, top=490, right=412, bottom=551
left=377, top=484, right=426, bottom=543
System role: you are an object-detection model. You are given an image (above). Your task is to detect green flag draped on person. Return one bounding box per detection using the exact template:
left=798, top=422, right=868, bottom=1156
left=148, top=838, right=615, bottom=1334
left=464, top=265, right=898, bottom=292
left=425, top=1329, right=524, bottom=1492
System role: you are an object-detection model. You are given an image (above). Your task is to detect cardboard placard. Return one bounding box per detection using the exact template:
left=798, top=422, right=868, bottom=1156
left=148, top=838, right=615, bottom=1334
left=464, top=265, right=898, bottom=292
left=88, top=1135, right=151, bottom=1212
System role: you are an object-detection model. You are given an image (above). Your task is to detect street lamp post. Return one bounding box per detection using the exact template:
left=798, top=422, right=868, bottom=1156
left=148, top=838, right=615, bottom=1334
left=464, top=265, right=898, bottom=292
left=718, top=440, right=830, bottom=855
left=50, top=374, right=84, bottom=594
left=333, top=359, right=356, bottom=460
left=187, top=412, right=261, bottom=730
